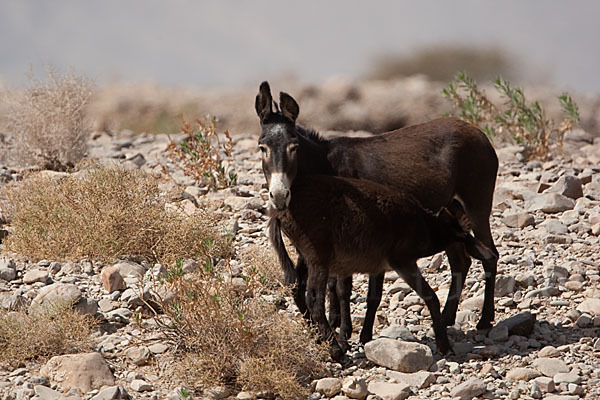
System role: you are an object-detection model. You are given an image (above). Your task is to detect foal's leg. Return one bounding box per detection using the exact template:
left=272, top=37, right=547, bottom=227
left=336, top=276, right=352, bottom=352
left=328, top=277, right=341, bottom=329
left=360, top=272, right=384, bottom=344
left=441, top=243, right=471, bottom=327
left=306, top=264, right=346, bottom=363
left=294, top=255, right=309, bottom=319
left=391, top=260, right=450, bottom=354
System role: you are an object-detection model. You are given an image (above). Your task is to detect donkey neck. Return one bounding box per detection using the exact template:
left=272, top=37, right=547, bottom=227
left=295, top=126, right=335, bottom=176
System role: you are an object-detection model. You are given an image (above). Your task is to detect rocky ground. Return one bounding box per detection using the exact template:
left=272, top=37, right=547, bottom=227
left=0, top=123, right=600, bottom=400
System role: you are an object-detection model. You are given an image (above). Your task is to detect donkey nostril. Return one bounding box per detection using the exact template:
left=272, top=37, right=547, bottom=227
left=285, top=190, right=291, bottom=199
left=269, top=192, right=274, bottom=199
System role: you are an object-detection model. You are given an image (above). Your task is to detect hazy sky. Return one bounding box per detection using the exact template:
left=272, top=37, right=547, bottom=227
left=1, top=1, right=599, bottom=93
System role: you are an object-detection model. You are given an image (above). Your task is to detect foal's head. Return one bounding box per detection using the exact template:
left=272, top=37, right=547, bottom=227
left=255, top=81, right=300, bottom=210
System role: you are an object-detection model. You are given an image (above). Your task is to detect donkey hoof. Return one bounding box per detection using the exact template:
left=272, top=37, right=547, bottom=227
left=476, top=320, right=493, bottom=331
left=359, top=332, right=373, bottom=345
left=437, top=339, right=452, bottom=355
left=330, top=347, right=349, bottom=365
left=338, top=339, right=350, bottom=353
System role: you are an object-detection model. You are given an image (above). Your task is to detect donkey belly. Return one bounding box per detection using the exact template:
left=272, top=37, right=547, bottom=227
left=328, top=250, right=389, bottom=277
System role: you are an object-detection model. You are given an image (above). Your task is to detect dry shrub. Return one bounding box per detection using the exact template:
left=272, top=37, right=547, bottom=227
left=165, top=116, right=236, bottom=190
left=161, top=266, right=328, bottom=399
left=2, top=164, right=230, bottom=265
left=6, top=68, right=93, bottom=170
left=0, top=304, right=94, bottom=366
left=239, top=245, right=285, bottom=289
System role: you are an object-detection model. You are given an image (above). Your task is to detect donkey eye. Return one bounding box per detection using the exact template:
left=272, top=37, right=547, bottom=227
left=288, top=145, right=298, bottom=153
left=259, top=145, right=268, bottom=154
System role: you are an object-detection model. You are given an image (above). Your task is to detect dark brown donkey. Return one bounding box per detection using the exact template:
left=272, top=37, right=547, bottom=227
left=269, top=174, right=497, bottom=361
left=256, top=82, right=499, bottom=345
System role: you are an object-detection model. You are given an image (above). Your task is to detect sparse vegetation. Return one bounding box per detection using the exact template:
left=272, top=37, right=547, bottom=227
left=443, top=72, right=580, bottom=159
left=0, top=304, right=95, bottom=366
left=2, top=164, right=230, bottom=265
left=157, top=259, right=328, bottom=399
left=5, top=68, right=94, bottom=170
left=166, top=116, right=236, bottom=190
left=367, top=45, right=516, bottom=83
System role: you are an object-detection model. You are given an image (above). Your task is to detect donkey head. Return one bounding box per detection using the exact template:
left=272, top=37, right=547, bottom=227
left=256, top=81, right=300, bottom=210
left=437, top=207, right=498, bottom=263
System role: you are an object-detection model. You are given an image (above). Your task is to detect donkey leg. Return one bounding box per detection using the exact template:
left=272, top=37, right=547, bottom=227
left=360, top=272, right=384, bottom=344
left=441, top=243, right=471, bottom=327
left=392, top=261, right=450, bottom=354
left=469, top=213, right=499, bottom=330
left=306, top=264, right=346, bottom=363
left=336, top=276, right=353, bottom=352
left=294, top=255, right=310, bottom=320
left=328, top=277, right=341, bottom=329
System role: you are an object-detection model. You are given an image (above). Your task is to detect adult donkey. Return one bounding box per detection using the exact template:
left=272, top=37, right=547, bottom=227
left=256, top=81, right=499, bottom=343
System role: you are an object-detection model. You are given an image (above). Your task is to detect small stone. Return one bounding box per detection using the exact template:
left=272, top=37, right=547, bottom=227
left=533, top=376, right=555, bottom=393
left=378, top=325, right=417, bottom=342
left=126, top=346, right=152, bottom=366
left=506, top=368, right=542, bottom=381
left=98, top=298, right=116, bottom=313
left=488, top=325, right=509, bottom=342
left=236, top=392, right=256, bottom=400
left=533, top=358, right=569, bottom=377
left=366, top=381, right=411, bottom=400
left=449, top=378, right=486, bottom=400
left=364, top=338, right=432, bottom=372
left=90, top=385, right=129, bottom=400
left=111, top=261, right=146, bottom=279
left=34, top=385, right=62, bottom=400
left=564, top=281, right=584, bottom=291
left=386, top=370, right=435, bottom=390
left=101, top=267, right=126, bottom=292
left=576, top=298, right=600, bottom=316
left=23, top=269, right=50, bottom=284
left=205, top=386, right=231, bottom=399
left=130, top=379, right=153, bottom=392
left=30, top=283, right=82, bottom=313
left=342, top=377, right=367, bottom=400
left=503, top=212, right=535, bottom=228
left=316, top=377, right=342, bottom=397
left=525, top=193, right=575, bottom=213
left=148, top=343, right=168, bottom=354
left=452, top=341, right=474, bottom=355
left=40, top=352, right=115, bottom=392
left=495, top=312, right=536, bottom=336
left=544, top=175, right=583, bottom=200
left=538, top=346, right=560, bottom=358
left=553, top=373, right=582, bottom=385
left=495, top=275, right=516, bottom=297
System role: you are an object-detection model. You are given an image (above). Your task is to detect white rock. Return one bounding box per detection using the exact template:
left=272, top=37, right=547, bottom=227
left=533, top=358, right=569, bottom=377
left=576, top=298, right=600, bottom=316
left=130, top=379, right=153, bottom=392
left=366, top=381, right=411, bottom=400
left=40, top=352, right=115, bottom=392
left=449, top=378, right=486, bottom=400
left=315, top=377, right=342, bottom=397
left=342, top=377, right=367, bottom=400
left=506, top=368, right=542, bottom=381
left=386, top=370, right=435, bottom=389
left=364, top=338, right=432, bottom=372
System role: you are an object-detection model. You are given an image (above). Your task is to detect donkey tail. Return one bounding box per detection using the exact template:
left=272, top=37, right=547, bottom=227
left=268, top=218, right=297, bottom=286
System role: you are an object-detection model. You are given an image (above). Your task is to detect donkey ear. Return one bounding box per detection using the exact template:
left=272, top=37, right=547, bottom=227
left=280, top=92, right=299, bottom=123
left=255, top=81, right=273, bottom=122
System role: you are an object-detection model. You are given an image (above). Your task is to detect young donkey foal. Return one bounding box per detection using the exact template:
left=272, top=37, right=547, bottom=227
left=269, top=174, right=497, bottom=361
left=255, top=81, right=500, bottom=345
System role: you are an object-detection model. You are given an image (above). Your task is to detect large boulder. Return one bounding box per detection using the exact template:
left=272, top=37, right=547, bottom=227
left=40, top=352, right=115, bottom=392
left=364, top=338, right=432, bottom=372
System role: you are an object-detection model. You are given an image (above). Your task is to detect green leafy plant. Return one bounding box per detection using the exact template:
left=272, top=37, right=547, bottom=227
left=166, top=116, right=236, bottom=190
left=443, top=71, right=580, bottom=159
